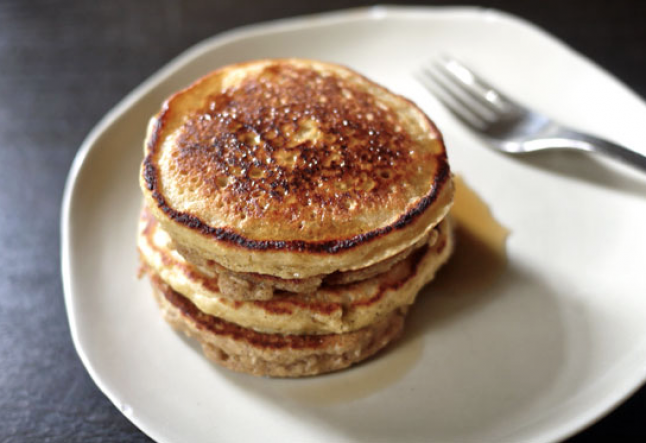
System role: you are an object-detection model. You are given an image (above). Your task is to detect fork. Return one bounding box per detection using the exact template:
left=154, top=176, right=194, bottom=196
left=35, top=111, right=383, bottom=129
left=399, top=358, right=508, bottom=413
left=418, top=56, right=646, bottom=172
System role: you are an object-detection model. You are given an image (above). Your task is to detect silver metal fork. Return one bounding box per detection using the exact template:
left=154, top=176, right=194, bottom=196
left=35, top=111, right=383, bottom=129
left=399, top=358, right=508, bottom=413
left=418, top=56, right=646, bottom=172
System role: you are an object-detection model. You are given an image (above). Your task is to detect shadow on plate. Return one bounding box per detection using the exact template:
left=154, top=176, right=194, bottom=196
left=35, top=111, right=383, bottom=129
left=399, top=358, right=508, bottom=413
left=205, top=218, right=590, bottom=442
left=512, top=149, right=646, bottom=199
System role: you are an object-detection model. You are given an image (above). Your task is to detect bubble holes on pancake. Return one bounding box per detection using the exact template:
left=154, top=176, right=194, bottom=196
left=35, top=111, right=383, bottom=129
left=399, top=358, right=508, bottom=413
left=168, top=64, right=435, bottom=232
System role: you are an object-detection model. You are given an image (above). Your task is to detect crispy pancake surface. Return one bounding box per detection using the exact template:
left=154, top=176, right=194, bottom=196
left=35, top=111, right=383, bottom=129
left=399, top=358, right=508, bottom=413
left=141, top=59, right=453, bottom=279
left=138, top=209, right=453, bottom=335
left=150, top=275, right=407, bottom=378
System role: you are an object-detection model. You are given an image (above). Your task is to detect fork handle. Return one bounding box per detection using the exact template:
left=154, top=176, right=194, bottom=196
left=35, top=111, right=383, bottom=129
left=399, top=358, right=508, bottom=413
left=549, top=128, right=646, bottom=173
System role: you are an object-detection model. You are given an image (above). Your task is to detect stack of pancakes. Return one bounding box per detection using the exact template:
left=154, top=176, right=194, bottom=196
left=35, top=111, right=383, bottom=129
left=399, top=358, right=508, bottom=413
left=138, top=59, right=454, bottom=377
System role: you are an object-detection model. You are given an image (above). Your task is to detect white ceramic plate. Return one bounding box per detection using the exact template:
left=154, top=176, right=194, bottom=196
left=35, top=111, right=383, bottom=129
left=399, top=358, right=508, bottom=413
left=62, top=6, right=646, bottom=443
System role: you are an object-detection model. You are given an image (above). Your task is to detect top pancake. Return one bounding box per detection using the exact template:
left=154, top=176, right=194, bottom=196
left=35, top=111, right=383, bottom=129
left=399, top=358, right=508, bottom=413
left=141, top=59, right=453, bottom=279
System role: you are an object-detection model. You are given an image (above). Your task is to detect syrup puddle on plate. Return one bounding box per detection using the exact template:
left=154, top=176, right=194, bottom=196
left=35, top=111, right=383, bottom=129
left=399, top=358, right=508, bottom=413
left=432, top=175, right=510, bottom=294
left=282, top=175, right=509, bottom=405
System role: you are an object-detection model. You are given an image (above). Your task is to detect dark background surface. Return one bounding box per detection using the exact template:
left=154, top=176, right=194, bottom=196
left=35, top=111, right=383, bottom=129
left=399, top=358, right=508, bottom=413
left=1, top=0, right=645, bottom=441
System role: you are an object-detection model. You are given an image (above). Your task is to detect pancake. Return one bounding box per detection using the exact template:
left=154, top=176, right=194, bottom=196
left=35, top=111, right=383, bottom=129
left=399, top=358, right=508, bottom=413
left=150, top=275, right=407, bottom=378
left=172, top=228, right=438, bottom=300
left=140, top=58, right=454, bottom=279
left=138, top=208, right=453, bottom=335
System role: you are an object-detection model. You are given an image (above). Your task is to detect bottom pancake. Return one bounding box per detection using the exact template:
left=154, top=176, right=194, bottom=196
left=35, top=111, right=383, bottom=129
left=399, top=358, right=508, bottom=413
left=149, top=274, right=407, bottom=378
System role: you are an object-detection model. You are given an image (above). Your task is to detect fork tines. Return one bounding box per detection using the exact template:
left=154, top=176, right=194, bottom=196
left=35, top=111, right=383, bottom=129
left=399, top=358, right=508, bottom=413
left=417, top=56, right=520, bottom=130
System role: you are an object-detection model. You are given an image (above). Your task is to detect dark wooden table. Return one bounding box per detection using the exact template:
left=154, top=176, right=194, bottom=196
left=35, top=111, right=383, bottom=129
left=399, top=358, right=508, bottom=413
left=1, top=0, right=644, bottom=441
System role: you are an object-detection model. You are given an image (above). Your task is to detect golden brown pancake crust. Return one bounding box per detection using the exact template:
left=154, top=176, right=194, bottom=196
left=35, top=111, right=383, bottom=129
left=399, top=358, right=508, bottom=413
left=142, top=59, right=452, bottom=254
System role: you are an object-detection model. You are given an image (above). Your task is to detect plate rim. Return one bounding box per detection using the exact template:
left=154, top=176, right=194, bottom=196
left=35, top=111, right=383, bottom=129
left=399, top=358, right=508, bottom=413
left=60, top=5, right=646, bottom=443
